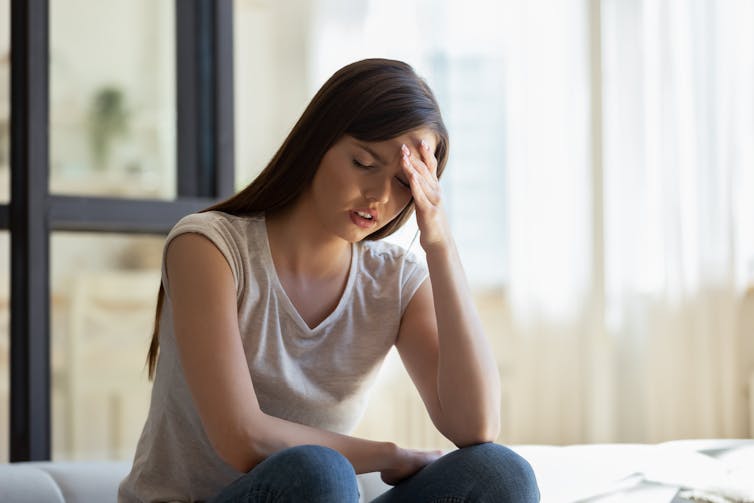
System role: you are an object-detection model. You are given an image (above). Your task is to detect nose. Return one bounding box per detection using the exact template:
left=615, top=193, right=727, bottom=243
left=363, top=175, right=391, bottom=204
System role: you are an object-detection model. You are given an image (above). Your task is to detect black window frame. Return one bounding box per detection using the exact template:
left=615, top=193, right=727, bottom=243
left=7, top=0, right=234, bottom=461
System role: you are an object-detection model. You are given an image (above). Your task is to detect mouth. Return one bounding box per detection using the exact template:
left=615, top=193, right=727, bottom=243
left=350, top=209, right=377, bottom=228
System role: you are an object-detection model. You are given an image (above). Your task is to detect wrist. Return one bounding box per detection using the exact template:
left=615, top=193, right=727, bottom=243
left=381, top=441, right=401, bottom=469
left=422, top=238, right=455, bottom=259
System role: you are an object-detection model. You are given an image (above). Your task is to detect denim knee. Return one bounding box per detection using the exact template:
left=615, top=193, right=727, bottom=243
left=274, top=445, right=359, bottom=500
left=209, top=445, right=359, bottom=503
left=454, top=443, right=540, bottom=502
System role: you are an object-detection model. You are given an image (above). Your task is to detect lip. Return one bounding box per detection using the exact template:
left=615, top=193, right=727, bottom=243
left=353, top=208, right=378, bottom=220
left=350, top=208, right=378, bottom=228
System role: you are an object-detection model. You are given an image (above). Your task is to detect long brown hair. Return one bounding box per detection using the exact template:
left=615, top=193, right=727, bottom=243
left=146, top=58, right=449, bottom=379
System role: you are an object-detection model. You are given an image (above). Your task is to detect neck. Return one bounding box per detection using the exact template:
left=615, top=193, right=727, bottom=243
left=265, top=203, right=351, bottom=280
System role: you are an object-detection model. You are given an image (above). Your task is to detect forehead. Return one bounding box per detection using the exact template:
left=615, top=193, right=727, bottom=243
left=347, top=127, right=439, bottom=151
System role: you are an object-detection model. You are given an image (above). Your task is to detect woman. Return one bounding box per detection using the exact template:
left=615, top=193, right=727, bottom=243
left=119, top=58, right=539, bottom=502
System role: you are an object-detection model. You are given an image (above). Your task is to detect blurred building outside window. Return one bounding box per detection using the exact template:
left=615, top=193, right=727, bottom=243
left=49, top=0, right=175, bottom=200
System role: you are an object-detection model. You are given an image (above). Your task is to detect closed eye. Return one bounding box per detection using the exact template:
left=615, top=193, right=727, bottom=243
left=353, top=158, right=409, bottom=189
left=352, top=159, right=373, bottom=169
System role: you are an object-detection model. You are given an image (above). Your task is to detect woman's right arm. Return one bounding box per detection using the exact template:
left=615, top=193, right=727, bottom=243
left=165, top=233, right=438, bottom=479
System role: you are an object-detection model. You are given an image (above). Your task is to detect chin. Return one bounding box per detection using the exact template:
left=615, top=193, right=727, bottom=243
left=337, top=217, right=378, bottom=242
left=329, top=224, right=363, bottom=243
left=345, top=230, right=369, bottom=243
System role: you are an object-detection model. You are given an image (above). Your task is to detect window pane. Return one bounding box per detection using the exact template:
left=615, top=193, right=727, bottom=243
left=0, top=232, right=8, bottom=462
left=51, top=232, right=163, bottom=460
left=233, top=0, right=313, bottom=190
left=50, top=1, right=175, bottom=200
left=0, top=0, right=9, bottom=203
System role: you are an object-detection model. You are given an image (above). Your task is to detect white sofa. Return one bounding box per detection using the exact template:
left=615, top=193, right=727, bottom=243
left=2, top=440, right=753, bottom=503
left=0, top=461, right=392, bottom=503
left=0, top=461, right=131, bottom=502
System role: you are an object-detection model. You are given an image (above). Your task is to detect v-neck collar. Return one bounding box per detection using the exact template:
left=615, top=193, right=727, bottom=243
left=259, top=215, right=358, bottom=334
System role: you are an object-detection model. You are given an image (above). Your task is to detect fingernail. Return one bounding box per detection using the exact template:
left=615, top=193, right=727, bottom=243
left=401, top=144, right=409, bottom=154
left=421, top=140, right=429, bottom=150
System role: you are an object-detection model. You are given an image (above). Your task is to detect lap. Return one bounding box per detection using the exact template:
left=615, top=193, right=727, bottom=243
left=207, top=445, right=359, bottom=503
left=371, top=443, right=540, bottom=503
left=206, top=442, right=539, bottom=503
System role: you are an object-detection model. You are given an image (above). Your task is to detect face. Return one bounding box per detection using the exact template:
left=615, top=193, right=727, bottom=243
left=299, top=127, right=439, bottom=242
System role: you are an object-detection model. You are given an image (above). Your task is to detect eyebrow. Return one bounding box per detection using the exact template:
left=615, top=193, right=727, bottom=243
left=354, top=143, right=387, bottom=165
left=354, top=142, right=411, bottom=185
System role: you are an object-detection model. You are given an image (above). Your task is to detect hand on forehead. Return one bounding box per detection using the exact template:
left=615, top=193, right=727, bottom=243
left=345, top=127, right=439, bottom=168
left=396, top=128, right=438, bottom=155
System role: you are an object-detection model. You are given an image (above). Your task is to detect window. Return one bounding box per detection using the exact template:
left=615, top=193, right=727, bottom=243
left=7, top=0, right=231, bottom=462
left=50, top=233, right=162, bottom=460
left=49, top=0, right=176, bottom=200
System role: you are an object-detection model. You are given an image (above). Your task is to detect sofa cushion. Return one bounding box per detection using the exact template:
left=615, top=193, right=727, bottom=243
left=28, top=461, right=131, bottom=503
left=0, top=464, right=65, bottom=503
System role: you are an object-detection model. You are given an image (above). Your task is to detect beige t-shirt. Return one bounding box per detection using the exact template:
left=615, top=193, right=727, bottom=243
left=118, top=211, right=428, bottom=503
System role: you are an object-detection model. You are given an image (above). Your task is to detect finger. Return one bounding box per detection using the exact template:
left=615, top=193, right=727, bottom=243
left=408, top=156, right=441, bottom=202
left=419, top=139, right=438, bottom=177
left=402, top=148, right=438, bottom=187
left=413, top=164, right=440, bottom=201
left=403, top=154, right=440, bottom=205
left=414, top=157, right=439, bottom=188
left=402, top=143, right=434, bottom=179
left=408, top=166, right=433, bottom=209
left=404, top=140, right=433, bottom=173
left=416, top=173, right=441, bottom=205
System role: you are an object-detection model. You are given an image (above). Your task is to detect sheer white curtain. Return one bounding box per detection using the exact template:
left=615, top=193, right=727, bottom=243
left=502, top=0, right=754, bottom=443
left=498, top=0, right=596, bottom=445
left=301, top=0, right=754, bottom=445
left=601, top=0, right=754, bottom=441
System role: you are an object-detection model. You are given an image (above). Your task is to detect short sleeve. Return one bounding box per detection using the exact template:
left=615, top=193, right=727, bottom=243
left=399, top=251, right=429, bottom=316
left=160, top=212, right=246, bottom=299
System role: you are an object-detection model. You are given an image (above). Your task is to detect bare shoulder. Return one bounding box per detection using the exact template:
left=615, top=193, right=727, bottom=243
left=165, top=233, right=235, bottom=297
left=167, top=232, right=229, bottom=268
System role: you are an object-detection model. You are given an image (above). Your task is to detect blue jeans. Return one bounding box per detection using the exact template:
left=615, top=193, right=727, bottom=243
left=207, top=443, right=540, bottom=502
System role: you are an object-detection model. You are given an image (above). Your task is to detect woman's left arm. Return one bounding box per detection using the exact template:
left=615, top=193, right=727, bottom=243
left=395, top=140, right=501, bottom=447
